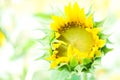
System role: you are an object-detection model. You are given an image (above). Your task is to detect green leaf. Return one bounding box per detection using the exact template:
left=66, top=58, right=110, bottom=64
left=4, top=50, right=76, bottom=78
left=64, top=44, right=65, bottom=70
left=70, top=57, right=78, bottom=68
left=38, top=36, right=50, bottom=46
left=35, top=53, right=49, bottom=60
left=35, top=13, right=51, bottom=20
left=20, top=66, right=28, bottom=80
left=10, top=39, right=35, bottom=60
left=86, top=4, right=94, bottom=17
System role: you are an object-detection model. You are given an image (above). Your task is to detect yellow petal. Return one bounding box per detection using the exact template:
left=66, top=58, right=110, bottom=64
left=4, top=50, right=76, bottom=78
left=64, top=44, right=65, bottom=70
left=85, top=15, right=93, bottom=28
left=67, top=45, right=73, bottom=59
left=64, top=3, right=74, bottom=21
left=98, top=40, right=106, bottom=48
left=50, top=57, right=69, bottom=68
left=50, top=23, right=58, bottom=31
left=89, top=47, right=98, bottom=58
left=72, top=2, right=81, bottom=21
left=55, top=32, right=61, bottom=38
left=52, top=42, right=61, bottom=50
left=0, top=31, right=5, bottom=46
left=46, top=52, right=57, bottom=61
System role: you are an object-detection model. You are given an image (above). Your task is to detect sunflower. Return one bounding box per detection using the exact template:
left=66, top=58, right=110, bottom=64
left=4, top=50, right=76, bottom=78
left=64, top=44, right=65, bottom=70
left=47, top=3, right=106, bottom=69
left=0, top=31, right=5, bottom=46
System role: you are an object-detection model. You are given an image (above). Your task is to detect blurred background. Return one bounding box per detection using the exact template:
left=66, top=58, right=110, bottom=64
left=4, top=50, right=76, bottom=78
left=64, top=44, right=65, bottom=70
left=0, top=0, right=120, bottom=80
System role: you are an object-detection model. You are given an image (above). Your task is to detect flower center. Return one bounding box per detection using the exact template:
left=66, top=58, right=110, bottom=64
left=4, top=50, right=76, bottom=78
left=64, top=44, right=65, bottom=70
left=58, top=27, right=94, bottom=54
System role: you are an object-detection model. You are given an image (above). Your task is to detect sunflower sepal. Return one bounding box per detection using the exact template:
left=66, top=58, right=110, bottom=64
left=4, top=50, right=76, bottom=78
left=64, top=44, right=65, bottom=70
left=93, top=19, right=105, bottom=28
left=94, top=57, right=101, bottom=61
left=98, top=32, right=113, bottom=44
left=80, top=59, right=93, bottom=72
left=100, top=45, right=113, bottom=55
left=82, top=58, right=92, bottom=66
left=69, top=57, right=78, bottom=69
left=58, top=63, right=71, bottom=71
left=73, top=58, right=93, bottom=72
left=50, top=31, right=55, bottom=43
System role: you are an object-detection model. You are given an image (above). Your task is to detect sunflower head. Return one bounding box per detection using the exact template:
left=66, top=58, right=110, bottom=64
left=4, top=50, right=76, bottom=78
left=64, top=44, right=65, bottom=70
left=47, top=2, right=108, bottom=71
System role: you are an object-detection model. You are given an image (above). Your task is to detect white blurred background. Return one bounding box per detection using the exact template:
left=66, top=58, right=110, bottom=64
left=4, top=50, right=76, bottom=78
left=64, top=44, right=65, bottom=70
left=0, top=0, right=120, bottom=80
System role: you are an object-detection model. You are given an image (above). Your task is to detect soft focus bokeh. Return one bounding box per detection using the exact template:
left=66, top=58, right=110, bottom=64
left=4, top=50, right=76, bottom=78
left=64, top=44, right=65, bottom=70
left=0, top=0, right=120, bottom=80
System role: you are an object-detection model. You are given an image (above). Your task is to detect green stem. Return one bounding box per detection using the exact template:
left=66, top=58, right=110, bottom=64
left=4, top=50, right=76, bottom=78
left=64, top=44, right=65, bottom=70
left=82, top=72, right=87, bottom=80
